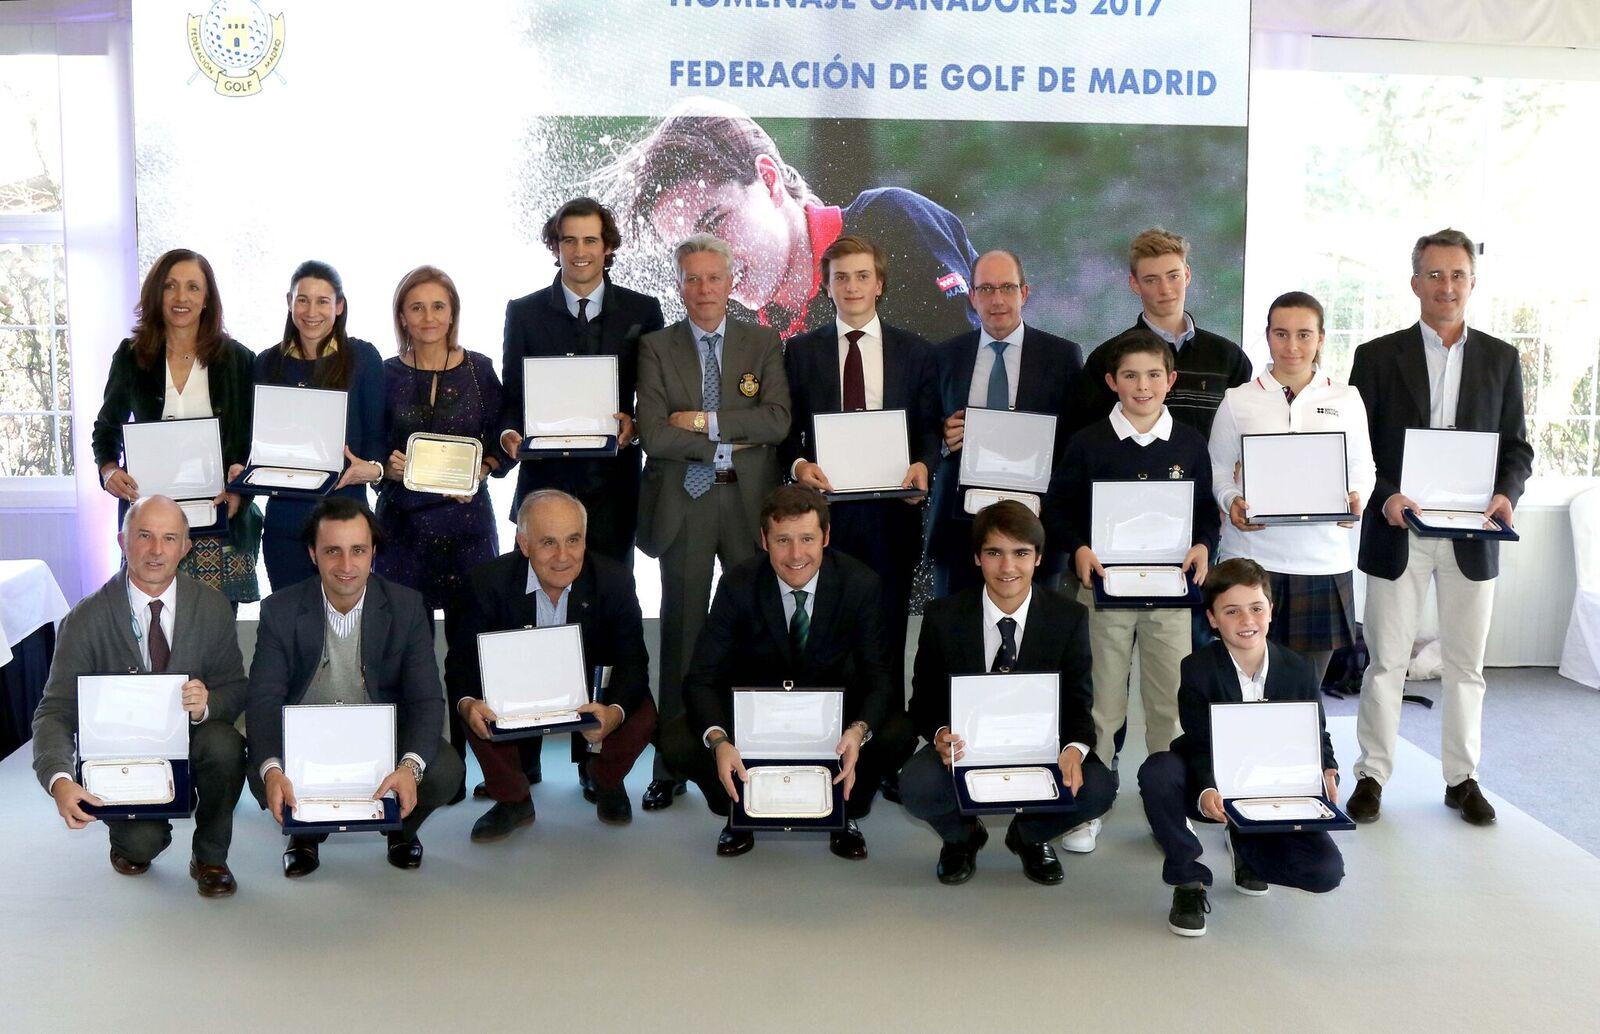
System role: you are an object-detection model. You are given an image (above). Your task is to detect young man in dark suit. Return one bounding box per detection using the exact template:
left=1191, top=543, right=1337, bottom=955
left=899, top=501, right=1116, bottom=886
left=246, top=497, right=465, bottom=877
left=447, top=490, right=656, bottom=839
left=926, top=250, right=1085, bottom=597
left=660, top=485, right=914, bottom=859
left=498, top=197, right=666, bottom=566
left=1345, top=228, right=1533, bottom=827
left=782, top=234, right=942, bottom=708
left=1140, top=559, right=1344, bottom=937
left=32, top=496, right=249, bottom=898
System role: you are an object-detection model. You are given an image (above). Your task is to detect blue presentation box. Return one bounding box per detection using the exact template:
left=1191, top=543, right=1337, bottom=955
left=487, top=711, right=602, bottom=743
left=1224, top=795, right=1356, bottom=835
left=1403, top=508, right=1519, bottom=543
left=1091, top=569, right=1204, bottom=610
left=79, top=759, right=195, bottom=822
left=952, top=762, right=1077, bottom=817
left=728, top=757, right=848, bottom=833
left=518, top=435, right=619, bottom=460
left=227, top=464, right=338, bottom=500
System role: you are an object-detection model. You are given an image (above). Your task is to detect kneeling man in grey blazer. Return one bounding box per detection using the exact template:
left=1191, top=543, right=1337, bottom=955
left=33, top=496, right=249, bottom=898
left=246, top=496, right=463, bottom=878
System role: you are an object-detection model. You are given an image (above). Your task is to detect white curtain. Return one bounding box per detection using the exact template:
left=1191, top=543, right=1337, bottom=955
left=1253, top=0, right=1600, bottom=51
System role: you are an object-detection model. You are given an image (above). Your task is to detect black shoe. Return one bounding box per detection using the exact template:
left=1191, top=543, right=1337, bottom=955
left=1226, top=831, right=1269, bottom=896
left=1346, top=776, right=1382, bottom=824
left=527, top=765, right=543, bottom=786
left=829, top=819, right=868, bottom=860
left=282, top=836, right=320, bottom=879
left=1168, top=884, right=1210, bottom=937
left=1004, top=823, right=1064, bottom=886
left=470, top=800, right=536, bottom=843
left=190, top=857, right=237, bottom=899
left=472, top=781, right=490, bottom=800
left=642, top=779, right=687, bottom=811
left=936, top=819, right=989, bottom=885
left=109, top=848, right=150, bottom=876
left=716, top=824, right=755, bottom=857
left=595, top=787, right=632, bottom=826
left=386, top=835, right=424, bottom=870
left=879, top=774, right=903, bottom=805
left=579, top=762, right=598, bottom=804
left=1445, top=778, right=1497, bottom=826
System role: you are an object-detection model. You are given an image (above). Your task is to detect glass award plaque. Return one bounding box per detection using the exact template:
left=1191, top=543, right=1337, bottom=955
left=1102, top=566, right=1190, bottom=598
left=743, top=765, right=834, bottom=818
left=403, top=432, right=482, bottom=496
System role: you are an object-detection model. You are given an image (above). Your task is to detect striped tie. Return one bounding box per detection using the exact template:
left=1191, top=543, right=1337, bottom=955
left=683, top=332, right=722, bottom=499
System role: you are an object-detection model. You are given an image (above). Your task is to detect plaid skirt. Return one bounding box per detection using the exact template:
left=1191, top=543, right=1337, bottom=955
left=1265, top=569, right=1354, bottom=654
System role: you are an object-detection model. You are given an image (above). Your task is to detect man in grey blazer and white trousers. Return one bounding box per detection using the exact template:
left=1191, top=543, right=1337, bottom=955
left=32, top=496, right=249, bottom=898
left=634, top=234, right=791, bottom=808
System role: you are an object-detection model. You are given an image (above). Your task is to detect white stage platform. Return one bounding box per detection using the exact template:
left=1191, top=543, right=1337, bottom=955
left=1, top=717, right=1596, bottom=1032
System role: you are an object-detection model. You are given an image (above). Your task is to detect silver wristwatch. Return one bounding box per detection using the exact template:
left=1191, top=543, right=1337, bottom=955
left=400, top=757, right=424, bottom=784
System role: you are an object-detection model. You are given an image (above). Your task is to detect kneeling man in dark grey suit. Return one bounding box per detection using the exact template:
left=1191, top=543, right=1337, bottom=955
left=246, top=496, right=463, bottom=877
left=33, top=496, right=249, bottom=897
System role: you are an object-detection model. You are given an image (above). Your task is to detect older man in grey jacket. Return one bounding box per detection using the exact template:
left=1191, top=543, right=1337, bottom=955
left=32, top=496, right=249, bottom=898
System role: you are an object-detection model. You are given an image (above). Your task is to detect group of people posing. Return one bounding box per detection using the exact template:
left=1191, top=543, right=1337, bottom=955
left=33, top=198, right=1531, bottom=939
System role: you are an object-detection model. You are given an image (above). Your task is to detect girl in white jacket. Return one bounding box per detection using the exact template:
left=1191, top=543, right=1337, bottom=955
left=1207, top=292, right=1377, bottom=686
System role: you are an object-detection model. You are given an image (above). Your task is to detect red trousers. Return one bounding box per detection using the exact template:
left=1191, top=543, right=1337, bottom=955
left=468, top=696, right=657, bottom=803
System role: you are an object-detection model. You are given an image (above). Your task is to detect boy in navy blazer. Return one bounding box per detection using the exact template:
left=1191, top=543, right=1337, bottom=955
left=1139, top=559, right=1344, bottom=937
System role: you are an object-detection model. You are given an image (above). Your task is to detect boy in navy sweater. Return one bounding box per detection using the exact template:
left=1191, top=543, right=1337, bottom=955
left=1042, top=327, right=1220, bottom=852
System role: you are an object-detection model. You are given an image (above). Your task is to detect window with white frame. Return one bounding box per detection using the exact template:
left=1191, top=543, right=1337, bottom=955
left=1246, top=65, right=1600, bottom=480
left=0, top=54, right=72, bottom=479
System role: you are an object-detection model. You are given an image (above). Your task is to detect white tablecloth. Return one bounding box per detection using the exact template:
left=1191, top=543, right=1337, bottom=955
left=0, top=560, right=71, bottom=668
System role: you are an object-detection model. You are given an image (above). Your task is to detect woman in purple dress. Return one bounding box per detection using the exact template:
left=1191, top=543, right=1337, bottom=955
left=375, top=265, right=508, bottom=632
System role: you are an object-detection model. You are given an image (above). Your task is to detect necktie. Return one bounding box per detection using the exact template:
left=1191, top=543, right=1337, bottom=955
left=148, top=599, right=171, bottom=674
left=789, top=588, right=810, bottom=655
left=985, top=340, right=1009, bottom=410
left=841, top=329, right=866, bottom=412
left=576, top=296, right=589, bottom=329
left=683, top=332, right=722, bottom=499
left=991, top=616, right=1017, bottom=673
left=1282, top=384, right=1295, bottom=405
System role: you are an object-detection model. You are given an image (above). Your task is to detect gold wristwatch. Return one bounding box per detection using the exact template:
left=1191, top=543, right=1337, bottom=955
left=693, top=411, right=707, bottom=433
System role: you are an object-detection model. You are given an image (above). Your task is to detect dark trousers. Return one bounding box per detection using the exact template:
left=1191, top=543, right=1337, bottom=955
left=1138, top=750, right=1344, bottom=891
left=106, top=719, right=247, bottom=867
left=828, top=502, right=920, bottom=703
left=897, top=741, right=1117, bottom=845
left=247, top=737, right=464, bottom=844
left=659, top=711, right=915, bottom=820
left=469, top=697, right=657, bottom=803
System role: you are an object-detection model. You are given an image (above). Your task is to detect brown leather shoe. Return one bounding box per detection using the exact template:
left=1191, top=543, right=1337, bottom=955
left=189, top=857, right=237, bottom=898
left=109, top=849, right=149, bottom=876
left=1445, top=778, right=1497, bottom=826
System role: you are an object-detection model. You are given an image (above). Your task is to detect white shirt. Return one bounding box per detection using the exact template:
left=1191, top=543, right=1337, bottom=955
left=1108, top=402, right=1174, bottom=447
left=967, top=323, right=1025, bottom=409
left=1207, top=368, right=1377, bottom=576
left=974, top=586, right=1090, bottom=763
left=1419, top=320, right=1467, bottom=429
left=692, top=317, right=734, bottom=471
left=1228, top=646, right=1269, bottom=703
left=835, top=315, right=885, bottom=411
left=161, top=359, right=212, bottom=420
left=561, top=279, right=605, bottom=321
left=126, top=576, right=177, bottom=673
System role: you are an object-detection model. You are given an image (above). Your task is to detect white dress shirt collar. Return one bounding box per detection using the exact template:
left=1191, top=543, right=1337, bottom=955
left=836, top=314, right=882, bottom=342
left=981, top=585, right=1033, bottom=637
left=690, top=316, right=728, bottom=343
left=561, top=278, right=605, bottom=319
left=321, top=585, right=367, bottom=639
left=978, top=321, right=1026, bottom=353
left=1227, top=645, right=1269, bottom=703
left=1108, top=402, right=1174, bottom=445
left=1419, top=319, right=1468, bottom=351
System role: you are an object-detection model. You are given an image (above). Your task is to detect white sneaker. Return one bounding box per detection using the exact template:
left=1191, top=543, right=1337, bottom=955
left=1060, top=818, right=1101, bottom=854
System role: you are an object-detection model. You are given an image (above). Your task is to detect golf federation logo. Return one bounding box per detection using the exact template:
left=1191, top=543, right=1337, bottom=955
left=188, top=1, right=285, bottom=97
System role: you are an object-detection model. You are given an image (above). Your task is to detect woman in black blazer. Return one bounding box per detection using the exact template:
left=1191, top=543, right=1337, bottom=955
left=91, top=248, right=261, bottom=604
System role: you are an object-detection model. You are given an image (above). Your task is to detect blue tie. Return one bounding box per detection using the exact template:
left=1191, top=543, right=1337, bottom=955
left=986, top=339, right=1009, bottom=410
left=684, top=332, right=722, bottom=499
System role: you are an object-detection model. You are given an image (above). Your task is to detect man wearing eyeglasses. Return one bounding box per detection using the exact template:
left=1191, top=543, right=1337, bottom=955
left=1343, top=228, right=1532, bottom=829
left=926, top=249, right=1085, bottom=598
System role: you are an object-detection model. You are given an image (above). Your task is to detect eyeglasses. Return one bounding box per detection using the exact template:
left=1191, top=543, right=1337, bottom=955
left=973, top=282, right=1024, bottom=297
left=1420, top=270, right=1471, bottom=283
